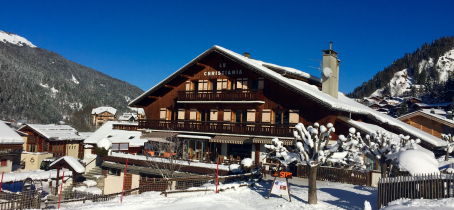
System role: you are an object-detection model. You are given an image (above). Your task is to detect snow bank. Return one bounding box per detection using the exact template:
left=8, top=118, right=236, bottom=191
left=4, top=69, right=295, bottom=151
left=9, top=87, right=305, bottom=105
left=383, top=197, right=454, bottom=209
left=84, top=180, right=97, bottom=187
left=97, top=138, right=112, bottom=150
left=85, top=187, right=102, bottom=195
left=397, top=150, right=439, bottom=175
left=1, top=169, right=72, bottom=182
left=229, top=164, right=241, bottom=173
left=241, top=158, right=253, bottom=168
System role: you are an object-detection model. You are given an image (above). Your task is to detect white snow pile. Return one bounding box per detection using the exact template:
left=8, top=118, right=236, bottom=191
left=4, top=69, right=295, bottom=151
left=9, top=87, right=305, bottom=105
left=396, top=150, right=439, bottom=175
left=84, top=121, right=145, bottom=147
left=73, top=186, right=102, bottom=195
left=229, top=164, right=241, bottom=173
left=0, top=30, right=36, bottom=48
left=49, top=156, right=85, bottom=173
left=97, top=138, right=112, bottom=150
left=1, top=169, right=72, bottom=182
left=383, top=197, right=454, bottom=209
left=447, top=168, right=454, bottom=173
left=0, top=120, right=24, bottom=144
left=84, top=180, right=97, bottom=187
left=241, top=158, right=253, bottom=168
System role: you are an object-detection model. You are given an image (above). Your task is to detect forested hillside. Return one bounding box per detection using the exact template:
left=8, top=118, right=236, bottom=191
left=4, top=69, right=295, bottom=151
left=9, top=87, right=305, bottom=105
left=0, top=31, right=143, bottom=130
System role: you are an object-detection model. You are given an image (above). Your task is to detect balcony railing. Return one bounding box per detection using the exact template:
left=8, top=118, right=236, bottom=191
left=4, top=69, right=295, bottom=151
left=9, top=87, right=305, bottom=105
left=177, top=89, right=264, bottom=101
left=138, top=120, right=296, bottom=137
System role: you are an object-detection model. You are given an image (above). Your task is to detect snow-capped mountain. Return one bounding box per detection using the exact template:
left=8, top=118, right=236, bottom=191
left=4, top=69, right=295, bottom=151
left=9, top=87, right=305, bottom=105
left=349, top=36, right=454, bottom=99
left=0, top=31, right=143, bottom=128
left=0, top=30, right=36, bottom=48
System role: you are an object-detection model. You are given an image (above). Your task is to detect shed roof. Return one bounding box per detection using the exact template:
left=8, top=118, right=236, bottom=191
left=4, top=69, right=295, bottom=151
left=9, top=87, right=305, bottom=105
left=0, top=120, right=24, bottom=144
left=19, top=124, right=83, bottom=141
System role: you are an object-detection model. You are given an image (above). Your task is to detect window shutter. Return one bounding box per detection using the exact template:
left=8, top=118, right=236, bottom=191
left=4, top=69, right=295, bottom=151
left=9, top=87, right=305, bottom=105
left=120, top=143, right=129, bottom=150
left=236, top=80, right=242, bottom=89
left=190, top=109, right=197, bottom=120
left=178, top=109, right=185, bottom=120
left=223, top=109, right=231, bottom=121
left=210, top=109, right=218, bottom=121
left=222, top=79, right=227, bottom=89
left=258, top=77, right=264, bottom=89
left=262, top=109, right=271, bottom=123
left=289, top=110, right=299, bottom=123
left=247, top=109, right=256, bottom=122
left=198, top=80, right=204, bottom=91
left=111, top=144, right=119, bottom=151
left=203, top=80, right=208, bottom=91
left=216, top=79, right=222, bottom=90
left=159, top=108, right=167, bottom=120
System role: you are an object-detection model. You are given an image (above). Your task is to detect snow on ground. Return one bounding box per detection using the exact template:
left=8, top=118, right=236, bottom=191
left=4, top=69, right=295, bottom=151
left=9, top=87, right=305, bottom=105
left=54, top=177, right=377, bottom=210
left=437, top=49, right=454, bottom=82
left=383, top=197, right=454, bottom=210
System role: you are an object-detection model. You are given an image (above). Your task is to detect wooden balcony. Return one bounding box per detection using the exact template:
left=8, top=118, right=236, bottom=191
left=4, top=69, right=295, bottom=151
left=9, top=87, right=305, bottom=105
left=177, top=89, right=264, bottom=101
left=138, top=120, right=296, bottom=137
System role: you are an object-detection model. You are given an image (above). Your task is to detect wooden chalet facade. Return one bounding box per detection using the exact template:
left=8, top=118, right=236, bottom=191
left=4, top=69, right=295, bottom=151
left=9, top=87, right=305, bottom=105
left=19, top=124, right=84, bottom=159
left=0, top=121, right=24, bottom=173
left=91, top=107, right=117, bottom=126
left=128, top=45, right=446, bottom=165
left=398, top=109, right=454, bottom=139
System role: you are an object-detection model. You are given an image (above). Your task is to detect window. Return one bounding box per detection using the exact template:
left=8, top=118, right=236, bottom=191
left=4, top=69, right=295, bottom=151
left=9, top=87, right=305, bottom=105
left=262, top=109, right=271, bottom=123
left=236, top=78, right=248, bottom=90
left=112, top=143, right=129, bottom=151
left=274, top=111, right=290, bottom=124
left=189, top=109, right=197, bottom=120
left=223, top=109, right=232, bottom=121
left=200, top=110, right=211, bottom=121
left=210, top=109, right=218, bottom=121
left=108, top=168, right=121, bottom=176
left=178, top=109, right=185, bottom=120
left=159, top=108, right=167, bottom=120
left=234, top=110, right=247, bottom=123
left=1, top=160, right=7, bottom=167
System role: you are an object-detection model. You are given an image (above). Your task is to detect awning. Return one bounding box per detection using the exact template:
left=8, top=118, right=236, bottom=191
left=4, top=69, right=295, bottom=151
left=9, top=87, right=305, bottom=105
left=176, top=134, right=212, bottom=140
left=141, top=132, right=178, bottom=139
left=252, top=137, right=294, bottom=145
left=209, top=136, right=251, bottom=144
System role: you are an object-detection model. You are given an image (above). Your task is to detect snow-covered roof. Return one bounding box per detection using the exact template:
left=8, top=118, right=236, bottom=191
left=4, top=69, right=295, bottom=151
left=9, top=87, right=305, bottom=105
left=49, top=156, right=85, bottom=173
left=0, top=169, right=72, bottom=183
left=128, top=45, right=446, bottom=148
left=118, top=113, right=138, bottom=121
left=20, top=124, right=83, bottom=141
left=91, top=107, right=117, bottom=115
left=412, top=102, right=452, bottom=107
left=398, top=109, right=454, bottom=128
left=78, top=132, right=94, bottom=139
left=0, top=120, right=24, bottom=144
left=422, top=109, right=446, bottom=115
left=84, top=121, right=146, bottom=147
left=397, top=150, right=439, bottom=175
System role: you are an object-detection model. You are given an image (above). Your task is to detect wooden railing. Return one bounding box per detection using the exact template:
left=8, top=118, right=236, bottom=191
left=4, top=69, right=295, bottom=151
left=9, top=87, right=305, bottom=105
left=177, top=89, right=264, bottom=101
left=138, top=120, right=296, bottom=137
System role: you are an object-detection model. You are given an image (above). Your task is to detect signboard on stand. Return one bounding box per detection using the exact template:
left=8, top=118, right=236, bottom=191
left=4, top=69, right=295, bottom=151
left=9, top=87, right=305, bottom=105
left=267, top=169, right=292, bottom=202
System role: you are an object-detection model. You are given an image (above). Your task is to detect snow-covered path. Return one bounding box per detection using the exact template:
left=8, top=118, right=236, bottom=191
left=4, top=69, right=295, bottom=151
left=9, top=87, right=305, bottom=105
left=55, top=177, right=377, bottom=210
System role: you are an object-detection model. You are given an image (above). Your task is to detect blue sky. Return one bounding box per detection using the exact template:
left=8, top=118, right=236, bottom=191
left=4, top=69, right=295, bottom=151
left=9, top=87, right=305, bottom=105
left=1, top=0, right=454, bottom=94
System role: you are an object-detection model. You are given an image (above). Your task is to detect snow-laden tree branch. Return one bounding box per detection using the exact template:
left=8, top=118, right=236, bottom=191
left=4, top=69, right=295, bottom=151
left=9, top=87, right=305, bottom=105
left=441, top=134, right=454, bottom=161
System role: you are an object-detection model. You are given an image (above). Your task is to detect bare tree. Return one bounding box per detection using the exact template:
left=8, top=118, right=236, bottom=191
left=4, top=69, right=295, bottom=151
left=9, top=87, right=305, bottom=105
left=143, top=134, right=184, bottom=178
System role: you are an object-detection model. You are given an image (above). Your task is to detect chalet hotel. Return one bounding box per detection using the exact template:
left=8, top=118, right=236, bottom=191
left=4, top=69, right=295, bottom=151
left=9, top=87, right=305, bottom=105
left=129, top=44, right=445, bottom=166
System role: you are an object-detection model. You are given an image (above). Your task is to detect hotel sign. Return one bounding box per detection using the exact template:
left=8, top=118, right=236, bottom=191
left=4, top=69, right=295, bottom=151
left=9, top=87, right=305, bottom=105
left=203, top=70, right=243, bottom=76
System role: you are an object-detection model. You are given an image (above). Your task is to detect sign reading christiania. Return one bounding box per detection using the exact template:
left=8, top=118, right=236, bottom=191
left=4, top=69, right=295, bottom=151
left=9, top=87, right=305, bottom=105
left=203, top=70, right=243, bottom=76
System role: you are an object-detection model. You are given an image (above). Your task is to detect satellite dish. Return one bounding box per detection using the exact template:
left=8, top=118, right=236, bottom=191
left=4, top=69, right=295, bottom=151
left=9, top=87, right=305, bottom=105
left=323, top=67, right=333, bottom=78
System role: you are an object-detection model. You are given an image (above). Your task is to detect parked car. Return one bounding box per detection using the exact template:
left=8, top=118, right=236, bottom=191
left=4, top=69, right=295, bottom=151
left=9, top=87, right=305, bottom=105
left=40, top=157, right=57, bottom=170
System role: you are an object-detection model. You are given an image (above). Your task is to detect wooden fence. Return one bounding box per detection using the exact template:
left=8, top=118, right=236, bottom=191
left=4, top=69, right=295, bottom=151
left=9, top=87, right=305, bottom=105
left=0, top=190, right=42, bottom=210
left=296, top=165, right=369, bottom=186
left=378, top=174, right=454, bottom=209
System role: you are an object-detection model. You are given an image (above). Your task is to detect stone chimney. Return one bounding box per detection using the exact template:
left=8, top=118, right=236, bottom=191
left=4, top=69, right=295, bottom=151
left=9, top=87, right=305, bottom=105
left=322, top=42, right=340, bottom=98
left=448, top=111, right=453, bottom=120
left=243, top=52, right=250, bottom=58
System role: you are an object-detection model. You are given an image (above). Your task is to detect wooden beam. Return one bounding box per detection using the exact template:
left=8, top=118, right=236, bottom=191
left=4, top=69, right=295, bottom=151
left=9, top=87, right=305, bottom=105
left=148, top=96, right=159, bottom=99
left=180, top=74, right=191, bottom=78
left=197, top=62, right=208, bottom=68
left=165, top=85, right=175, bottom=89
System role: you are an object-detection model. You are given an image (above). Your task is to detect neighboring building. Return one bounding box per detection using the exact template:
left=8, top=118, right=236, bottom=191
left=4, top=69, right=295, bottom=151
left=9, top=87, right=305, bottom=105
left=83, top=121, right=146, bottom=154
left=411, top=102, right=452, bottom=112
left=127, top=45, right=446, bottom=166
left=18, top=124, right=85, bottom=170
left=0, top=121, right=24, bottom=172
left=91, top=107, right=117, bottom=126
left=118, top=113, right=139, bottom=122
left=398, top=109, right=454, bottom=139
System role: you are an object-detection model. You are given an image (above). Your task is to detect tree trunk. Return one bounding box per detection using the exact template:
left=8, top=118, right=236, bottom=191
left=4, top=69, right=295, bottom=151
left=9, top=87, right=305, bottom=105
left=446, top=147, right=450, bottom=161
left=380, top=161, right=387, bottom=178
left=308, top=166, right=318, bottom=204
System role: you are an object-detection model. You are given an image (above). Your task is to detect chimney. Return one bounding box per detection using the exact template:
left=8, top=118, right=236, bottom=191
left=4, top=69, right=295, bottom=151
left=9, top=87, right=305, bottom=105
left=243, top=52, right=250, bottom=58
left=430, top=108, right=435, bottom=114
left=321, top=42, right=340, bottom=98
left=448, top=111, right=453, bottom=120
